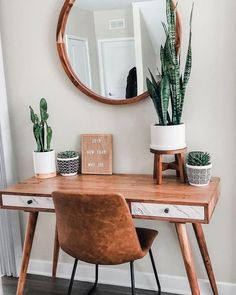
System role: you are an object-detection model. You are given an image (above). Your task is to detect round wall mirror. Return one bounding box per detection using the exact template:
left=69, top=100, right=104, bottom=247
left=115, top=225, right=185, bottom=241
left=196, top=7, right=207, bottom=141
left=57, top=0, right=181, bottom=105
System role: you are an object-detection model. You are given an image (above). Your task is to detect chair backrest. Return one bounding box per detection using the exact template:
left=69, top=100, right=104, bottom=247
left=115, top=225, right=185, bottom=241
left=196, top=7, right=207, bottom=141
left=52, top=191, right=143, bottom=265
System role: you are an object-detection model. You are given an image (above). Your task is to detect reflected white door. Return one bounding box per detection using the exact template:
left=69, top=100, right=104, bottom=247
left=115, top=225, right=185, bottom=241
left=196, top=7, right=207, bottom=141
left=98, top=38, right=135, bottom=99
left=66, top=35, right=92, bottom=88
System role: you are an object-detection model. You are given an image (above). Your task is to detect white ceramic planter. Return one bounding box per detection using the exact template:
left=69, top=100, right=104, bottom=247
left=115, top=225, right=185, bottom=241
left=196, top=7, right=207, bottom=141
left=33, top=150, right=56, bottom=179
left=150, top=123, right=186, bottom=150
left=57, top=156, right=79, bottom=176
left=186, top=164, right=212, bottom=187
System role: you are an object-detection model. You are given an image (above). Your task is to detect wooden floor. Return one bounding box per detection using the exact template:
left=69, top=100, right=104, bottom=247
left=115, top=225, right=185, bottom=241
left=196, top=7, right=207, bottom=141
left=0, top=274, right=179, bottom=295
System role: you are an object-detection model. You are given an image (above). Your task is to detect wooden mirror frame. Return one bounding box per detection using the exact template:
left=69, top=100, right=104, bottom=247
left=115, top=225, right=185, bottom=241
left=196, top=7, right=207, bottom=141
left=56, top=0, right=182, bottom=105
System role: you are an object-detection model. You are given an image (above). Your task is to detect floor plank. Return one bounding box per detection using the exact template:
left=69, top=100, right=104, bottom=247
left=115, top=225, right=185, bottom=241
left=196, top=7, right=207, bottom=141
left=0, top=274, right=179, bottom=294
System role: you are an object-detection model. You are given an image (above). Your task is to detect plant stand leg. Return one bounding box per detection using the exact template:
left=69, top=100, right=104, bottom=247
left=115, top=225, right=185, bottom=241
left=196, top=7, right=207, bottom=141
left=156, top=155, right=162, bottom=185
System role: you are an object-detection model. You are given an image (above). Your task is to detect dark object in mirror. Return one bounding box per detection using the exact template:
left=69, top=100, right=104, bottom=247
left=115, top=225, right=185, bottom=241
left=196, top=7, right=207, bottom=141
left=126, top=67, right=137, bottom=99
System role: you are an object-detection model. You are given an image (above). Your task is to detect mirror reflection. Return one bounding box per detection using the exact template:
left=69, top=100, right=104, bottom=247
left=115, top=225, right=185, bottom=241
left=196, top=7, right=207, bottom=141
left=65, top=0, right=166, bottom=100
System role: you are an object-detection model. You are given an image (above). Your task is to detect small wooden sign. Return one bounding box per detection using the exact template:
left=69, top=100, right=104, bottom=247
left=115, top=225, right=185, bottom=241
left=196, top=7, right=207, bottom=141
left=81, top=134, right=113, bottom=175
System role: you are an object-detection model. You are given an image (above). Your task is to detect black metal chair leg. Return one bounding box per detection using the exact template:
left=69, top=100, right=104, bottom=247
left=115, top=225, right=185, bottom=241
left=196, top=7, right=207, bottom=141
left=130, top=261, right=136, bottom=295
left=88, top=264, right=99, bottom=294
left=149, top=249, right=161, bottom=295
left=67, top=259, right=78, bottom=295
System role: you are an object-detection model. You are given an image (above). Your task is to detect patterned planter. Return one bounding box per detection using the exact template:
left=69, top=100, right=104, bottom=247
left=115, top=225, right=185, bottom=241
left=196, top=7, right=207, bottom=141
left=186, top=164, right=212, bottom=187
left=57, top=156, right=79, bottom=176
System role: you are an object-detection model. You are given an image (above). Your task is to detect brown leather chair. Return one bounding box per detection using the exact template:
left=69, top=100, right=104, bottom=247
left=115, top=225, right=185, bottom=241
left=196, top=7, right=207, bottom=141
left=52, top=191, right=161, bottom=295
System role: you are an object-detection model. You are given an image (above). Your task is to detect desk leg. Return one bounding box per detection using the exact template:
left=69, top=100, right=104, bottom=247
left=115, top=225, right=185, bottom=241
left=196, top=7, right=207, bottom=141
left=16, top=212, right=38, bottom=295
left=193, top=223, right=219, bottom=295
left=52, top=225, right=60, bottom=278
left=175, top=223, right=200, bottom=295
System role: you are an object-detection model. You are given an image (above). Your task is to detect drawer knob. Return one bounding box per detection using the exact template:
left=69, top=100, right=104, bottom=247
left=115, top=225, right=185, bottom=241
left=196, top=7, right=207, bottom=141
left=27, top=200, right=33, bottom=205
left=164, top=208, right=169, bottom=214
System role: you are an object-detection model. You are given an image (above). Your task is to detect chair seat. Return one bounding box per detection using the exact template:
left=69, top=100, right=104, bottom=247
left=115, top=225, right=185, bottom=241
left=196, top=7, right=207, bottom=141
left=136, top=227, right=158, bottom=255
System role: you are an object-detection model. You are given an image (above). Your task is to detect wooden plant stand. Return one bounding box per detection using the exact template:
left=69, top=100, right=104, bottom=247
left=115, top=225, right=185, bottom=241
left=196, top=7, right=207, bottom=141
left=151, top=148, right=187, bottom=184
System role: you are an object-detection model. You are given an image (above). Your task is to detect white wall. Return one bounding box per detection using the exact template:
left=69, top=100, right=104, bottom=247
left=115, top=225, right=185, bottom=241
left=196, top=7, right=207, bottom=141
left=0, top=0, right=236, bottom=291
left=93, top=8, right=134, bottom=39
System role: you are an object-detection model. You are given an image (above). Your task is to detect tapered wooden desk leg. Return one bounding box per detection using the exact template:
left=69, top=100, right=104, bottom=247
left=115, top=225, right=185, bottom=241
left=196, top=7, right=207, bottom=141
left=175, top=223, right=200, bottom=295
left=193, top=223, right=219, bottom=295
left=16, top=212, right=38, bottom=295
left=52, top=225, right=60, bottom=278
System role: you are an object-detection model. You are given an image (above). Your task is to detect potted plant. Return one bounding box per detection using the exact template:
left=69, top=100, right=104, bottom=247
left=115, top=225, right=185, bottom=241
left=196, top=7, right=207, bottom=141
left=57, top=151, right=79, bottom=176
left=146, top=0, right=193, bottom=150
left=186, top=151, right=212, bottom=186
left=29, top=98, right=56, bottom=178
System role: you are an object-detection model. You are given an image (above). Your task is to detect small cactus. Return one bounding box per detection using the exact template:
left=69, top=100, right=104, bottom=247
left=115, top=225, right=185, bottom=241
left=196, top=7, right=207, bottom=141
left=57, top=151, right=78, bottom=159
left=30, top=98, right=52, bottom=152
left=187, top=151, right=211, bottom=166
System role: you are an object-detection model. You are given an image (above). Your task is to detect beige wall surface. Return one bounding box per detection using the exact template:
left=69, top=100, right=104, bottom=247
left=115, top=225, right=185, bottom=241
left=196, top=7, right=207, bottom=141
left=0, top=0, right=236, bottom=286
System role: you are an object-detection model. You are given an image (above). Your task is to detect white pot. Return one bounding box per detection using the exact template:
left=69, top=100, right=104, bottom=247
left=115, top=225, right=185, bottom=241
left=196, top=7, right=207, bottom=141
left=33, top=150, right=56, bottom=179
left=186, top=164, right=212, bottom=187
left=150, top=123, right=186, bottom=150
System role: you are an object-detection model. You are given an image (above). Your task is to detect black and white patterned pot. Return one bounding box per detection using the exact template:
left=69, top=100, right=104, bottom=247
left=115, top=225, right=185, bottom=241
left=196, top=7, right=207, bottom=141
left=57, top=156, right=79, bottom=176
left=186, top=164, right=212, bottom=187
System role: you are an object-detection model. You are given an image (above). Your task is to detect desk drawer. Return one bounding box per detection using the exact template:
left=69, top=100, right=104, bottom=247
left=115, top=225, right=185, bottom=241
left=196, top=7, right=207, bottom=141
left=2, top=194, right=54, bottom=209
left=131, top=202, right=205, bottom=221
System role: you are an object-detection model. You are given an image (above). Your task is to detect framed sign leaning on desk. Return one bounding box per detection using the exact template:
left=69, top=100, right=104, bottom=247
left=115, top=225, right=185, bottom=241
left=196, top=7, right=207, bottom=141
left=81, top=134, right=113, bottom=175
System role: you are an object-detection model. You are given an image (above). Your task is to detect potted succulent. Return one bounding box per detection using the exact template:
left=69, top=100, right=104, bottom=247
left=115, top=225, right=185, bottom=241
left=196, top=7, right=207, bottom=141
left=29, top=98, right=56, bottom=178
left=57, top=151, right=79, bottom=176
left=186, top=151, right=212, bottom=186
left=146, top=0, right=193, bottom=150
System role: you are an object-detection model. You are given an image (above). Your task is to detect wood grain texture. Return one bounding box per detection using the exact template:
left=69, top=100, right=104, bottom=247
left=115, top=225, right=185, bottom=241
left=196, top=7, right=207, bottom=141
left=2, top=274, right=176, bottom=295
left=193, top=224, right=219, bottom=295
left=56, top=0, right=182, bottom=105
left=16, top=212, right=38, bottom=295
left=175, top=223, right=200, bottom=295
left=81, top=134, right=112, bottom=175
left=151, top=148, right=186, bottom=184
left=0, top=175, right=220, bottom=223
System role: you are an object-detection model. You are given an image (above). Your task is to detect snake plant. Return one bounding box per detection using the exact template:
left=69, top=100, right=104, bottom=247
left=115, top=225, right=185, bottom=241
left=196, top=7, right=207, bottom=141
left=187, top=151, right=211, bottom=166
left=146, top=0, right=193, bottom=126
left=29, top=98, right=52, bottom=152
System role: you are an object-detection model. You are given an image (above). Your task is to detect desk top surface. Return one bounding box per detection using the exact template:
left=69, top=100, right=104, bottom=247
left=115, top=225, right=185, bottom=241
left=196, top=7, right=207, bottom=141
left=0, top=174, right=220, bottom=206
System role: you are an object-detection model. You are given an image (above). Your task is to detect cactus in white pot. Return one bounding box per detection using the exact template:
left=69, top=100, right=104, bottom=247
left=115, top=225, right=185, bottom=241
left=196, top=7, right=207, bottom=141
left=29, top=98, right=56, bottom=179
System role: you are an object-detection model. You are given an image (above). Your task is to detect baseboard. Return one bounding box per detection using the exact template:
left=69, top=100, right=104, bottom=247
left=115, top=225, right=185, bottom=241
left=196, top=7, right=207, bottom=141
left=28, top=259, right=235, bottom=295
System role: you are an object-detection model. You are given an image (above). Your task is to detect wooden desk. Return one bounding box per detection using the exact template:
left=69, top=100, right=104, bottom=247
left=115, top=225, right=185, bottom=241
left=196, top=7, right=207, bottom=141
left=0, top=174, right=220, bottom=295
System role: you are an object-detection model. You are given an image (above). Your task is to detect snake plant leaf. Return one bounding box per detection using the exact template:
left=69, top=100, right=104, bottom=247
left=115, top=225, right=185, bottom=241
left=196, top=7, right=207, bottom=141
left=146, top=77, right=164, bottom=125
left=166, top=0, right=176, bottom=60
left=46, top=126, right=52, bottom=151
left=160, top=75, right=170, bottom=125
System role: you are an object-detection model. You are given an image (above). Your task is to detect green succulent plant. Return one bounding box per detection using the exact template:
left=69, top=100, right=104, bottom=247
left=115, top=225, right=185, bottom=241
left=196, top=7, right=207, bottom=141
left=146, top=0, right=194, bottom=126
left=187, top=151, right=211, bottom=166
left=57, top=151, right=79, bottom=159
left=29, top=98, right=52, bottom=152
